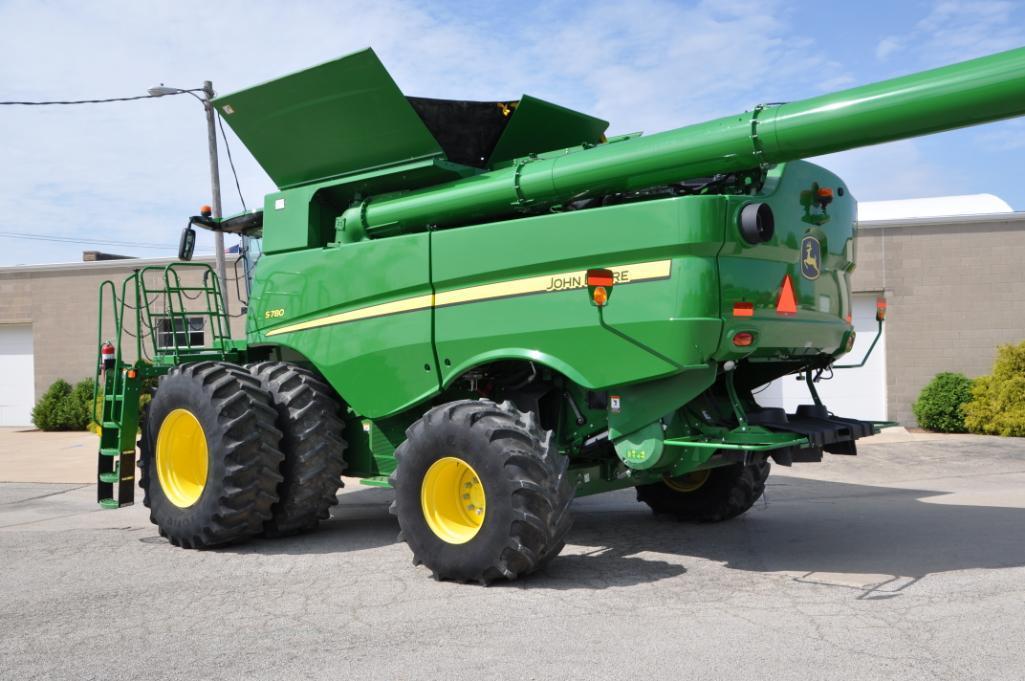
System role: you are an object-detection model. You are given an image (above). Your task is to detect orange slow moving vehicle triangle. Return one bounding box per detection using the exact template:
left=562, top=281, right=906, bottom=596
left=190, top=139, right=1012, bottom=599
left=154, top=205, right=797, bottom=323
left=776, top=274, right=798, bottom=315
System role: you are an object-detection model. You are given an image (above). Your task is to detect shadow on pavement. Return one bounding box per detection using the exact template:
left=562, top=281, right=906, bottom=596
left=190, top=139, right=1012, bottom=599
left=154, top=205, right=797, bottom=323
left=210, top=475, right=1025, bottom=590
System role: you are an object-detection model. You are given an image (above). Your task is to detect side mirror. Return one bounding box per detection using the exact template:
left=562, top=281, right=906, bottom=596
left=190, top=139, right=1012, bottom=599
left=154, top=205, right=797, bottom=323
left=179, top=225, right=197, bottom=261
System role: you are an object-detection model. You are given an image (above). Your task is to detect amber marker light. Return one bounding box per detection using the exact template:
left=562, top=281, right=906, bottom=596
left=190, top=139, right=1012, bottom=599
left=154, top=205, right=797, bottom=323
left=586, top=268, right=615, bottom=307
left=733, top=302, right=754, bottom=317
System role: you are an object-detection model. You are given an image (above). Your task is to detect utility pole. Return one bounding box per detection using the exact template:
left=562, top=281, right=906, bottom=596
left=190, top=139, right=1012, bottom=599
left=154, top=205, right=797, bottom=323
left=202, top=81, right=229, bottom=316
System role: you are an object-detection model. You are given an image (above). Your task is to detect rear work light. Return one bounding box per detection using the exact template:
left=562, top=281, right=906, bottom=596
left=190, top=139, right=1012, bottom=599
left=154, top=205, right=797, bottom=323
left=876, top=297, right=887, bottom=321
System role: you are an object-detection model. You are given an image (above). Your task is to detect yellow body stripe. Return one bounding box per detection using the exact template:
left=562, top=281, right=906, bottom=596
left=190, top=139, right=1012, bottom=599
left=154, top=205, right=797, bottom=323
left=265, top=259, right=671, bottom=337
left=266, top=294, right=435, bottom=336
left=435, top=260, right=671, bottom=306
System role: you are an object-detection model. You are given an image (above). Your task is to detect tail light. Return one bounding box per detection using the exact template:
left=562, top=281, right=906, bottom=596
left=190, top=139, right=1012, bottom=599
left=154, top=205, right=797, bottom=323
left=733, top=332, right=755, bottom=347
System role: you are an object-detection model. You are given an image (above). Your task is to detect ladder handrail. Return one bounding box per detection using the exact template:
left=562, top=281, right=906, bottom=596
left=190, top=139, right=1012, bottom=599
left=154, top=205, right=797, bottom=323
left=92, top=279, right=121, bottom=427
left=134, top=263, right=231, bottom=357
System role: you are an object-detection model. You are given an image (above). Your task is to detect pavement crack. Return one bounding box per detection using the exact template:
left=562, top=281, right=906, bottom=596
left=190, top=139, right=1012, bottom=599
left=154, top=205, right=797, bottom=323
left=0, top=484, right=90, bottom=506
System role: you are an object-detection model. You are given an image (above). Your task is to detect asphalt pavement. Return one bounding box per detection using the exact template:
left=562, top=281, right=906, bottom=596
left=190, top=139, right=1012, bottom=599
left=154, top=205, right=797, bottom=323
left=1, top=430, right=1024, bottom=680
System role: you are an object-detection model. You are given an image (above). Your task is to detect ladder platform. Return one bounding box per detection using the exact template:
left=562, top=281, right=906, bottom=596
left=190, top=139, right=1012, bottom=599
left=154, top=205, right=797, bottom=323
left=98, top=498, right=133, bottom=509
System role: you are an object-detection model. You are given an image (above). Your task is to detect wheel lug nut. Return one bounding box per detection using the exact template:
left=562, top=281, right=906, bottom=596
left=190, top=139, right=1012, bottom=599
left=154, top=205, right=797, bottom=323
left=463, top=493, right=470, bottom=500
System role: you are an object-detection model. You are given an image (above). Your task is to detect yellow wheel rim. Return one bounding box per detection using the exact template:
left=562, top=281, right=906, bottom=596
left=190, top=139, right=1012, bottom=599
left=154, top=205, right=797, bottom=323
left=420, top=457, right=486, bottom=544
left=155, top=408, right=209, bottom=508
left=664, top=468, right=711, bottom=493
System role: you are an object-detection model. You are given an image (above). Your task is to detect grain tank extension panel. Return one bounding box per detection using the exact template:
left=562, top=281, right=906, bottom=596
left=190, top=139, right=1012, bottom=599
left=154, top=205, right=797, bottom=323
left=214, top=48, right=608, bottom=190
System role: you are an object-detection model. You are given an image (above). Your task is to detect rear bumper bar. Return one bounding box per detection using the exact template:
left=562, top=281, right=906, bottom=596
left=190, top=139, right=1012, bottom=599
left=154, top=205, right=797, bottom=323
left=746, top=404, right=882, bottom=463
left=662, top=405, right=889, bottom=468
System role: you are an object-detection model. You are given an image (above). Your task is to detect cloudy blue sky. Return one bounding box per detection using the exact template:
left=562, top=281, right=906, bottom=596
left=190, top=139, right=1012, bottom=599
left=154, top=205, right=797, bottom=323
left=1, top=0, right=1023, bottom=265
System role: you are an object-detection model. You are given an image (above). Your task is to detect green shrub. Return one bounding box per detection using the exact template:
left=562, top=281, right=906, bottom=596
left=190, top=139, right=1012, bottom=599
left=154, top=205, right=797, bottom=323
left=963, top=341, right=1025, bottom=437
left=912, top=372, right=973, bottom=433
left=68, top=379, right=95, bottom=428
left=32, top=379, right=73, bottom=430
left=31, top=378, right=96, bottom=431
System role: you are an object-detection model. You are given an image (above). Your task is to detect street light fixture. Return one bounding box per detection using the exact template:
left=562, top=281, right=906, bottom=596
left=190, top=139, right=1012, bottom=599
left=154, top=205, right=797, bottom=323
left=147, top=81, right=230, bottom=316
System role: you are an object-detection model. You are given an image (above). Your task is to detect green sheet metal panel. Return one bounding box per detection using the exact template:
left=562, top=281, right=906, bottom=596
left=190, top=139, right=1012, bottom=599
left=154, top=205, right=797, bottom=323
left=487, top=95, right=609, bottom=166
left=214, top=48, right=443, bottom=189
left=430, top=196, right=725, bottom=391
left=246, top=231, right=439, bottom=418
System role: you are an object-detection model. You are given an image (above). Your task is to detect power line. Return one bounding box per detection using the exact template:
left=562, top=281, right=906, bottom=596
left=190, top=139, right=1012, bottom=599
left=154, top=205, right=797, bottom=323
left=0, top=90, right=202, bottom=106
left=3, top=85, right=252, bottom=226
left=217, top=112, right=248, bottom=212
left=0, top=231, right=176, bottom=249
left=3, top=88, right=252, bottom=214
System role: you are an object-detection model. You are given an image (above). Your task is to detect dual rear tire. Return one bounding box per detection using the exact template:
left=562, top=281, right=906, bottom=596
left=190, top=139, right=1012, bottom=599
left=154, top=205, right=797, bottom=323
left=139, top=361, right=346, bottom=548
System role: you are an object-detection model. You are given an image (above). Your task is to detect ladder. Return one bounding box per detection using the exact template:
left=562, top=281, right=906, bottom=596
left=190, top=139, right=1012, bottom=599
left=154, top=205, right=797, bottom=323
left=96, top=363, right=141, bottom=509
left=93, top=263, right=232, bottom=509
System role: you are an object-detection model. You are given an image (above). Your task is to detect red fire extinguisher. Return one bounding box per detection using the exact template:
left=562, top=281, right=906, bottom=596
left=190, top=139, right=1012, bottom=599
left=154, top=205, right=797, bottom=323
left=100, top=341, right=116, bottom=372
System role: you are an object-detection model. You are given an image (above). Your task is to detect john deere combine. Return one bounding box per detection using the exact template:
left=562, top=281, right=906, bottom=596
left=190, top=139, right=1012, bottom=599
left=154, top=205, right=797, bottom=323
left=95, top=47, right=1025, bottom=582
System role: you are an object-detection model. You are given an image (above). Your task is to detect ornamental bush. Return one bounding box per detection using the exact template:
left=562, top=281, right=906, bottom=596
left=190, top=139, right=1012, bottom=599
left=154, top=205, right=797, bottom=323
left=912, top=372, right=973, bottom=433
left=963, top=341, right=1025, bottom=437
left=31, top=378, right=96, bottom=431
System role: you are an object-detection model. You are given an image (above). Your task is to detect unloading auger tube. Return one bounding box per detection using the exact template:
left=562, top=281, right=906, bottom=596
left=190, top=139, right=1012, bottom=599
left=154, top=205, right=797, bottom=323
left=338, top=46, right=1025, bottom=241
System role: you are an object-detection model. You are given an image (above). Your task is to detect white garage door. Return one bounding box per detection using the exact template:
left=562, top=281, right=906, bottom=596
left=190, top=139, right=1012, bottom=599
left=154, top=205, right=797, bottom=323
left=757, top=293, right=888, bottom=421
left=0, top=324, right=35, bottom=427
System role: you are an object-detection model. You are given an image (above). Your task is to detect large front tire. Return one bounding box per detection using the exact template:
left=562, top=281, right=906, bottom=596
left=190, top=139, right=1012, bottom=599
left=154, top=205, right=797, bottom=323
left=247, top=361, right=348, bottom=537
left=391, top=400, right=573, bottom=584
left=636, top=461, right=770, bottom=522
left=139, top=362, right=284, bottom=548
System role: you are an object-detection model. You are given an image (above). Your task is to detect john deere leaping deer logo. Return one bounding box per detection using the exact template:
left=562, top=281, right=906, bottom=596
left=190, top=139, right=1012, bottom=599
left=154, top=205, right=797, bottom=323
left=800, top=235, right=821, bottom=280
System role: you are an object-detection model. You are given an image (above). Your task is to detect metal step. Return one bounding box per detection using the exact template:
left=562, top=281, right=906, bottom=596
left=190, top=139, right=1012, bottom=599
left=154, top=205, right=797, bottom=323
left=98, top=472, right=119, bottom=484
left=99, top=447, right=121, bottom=457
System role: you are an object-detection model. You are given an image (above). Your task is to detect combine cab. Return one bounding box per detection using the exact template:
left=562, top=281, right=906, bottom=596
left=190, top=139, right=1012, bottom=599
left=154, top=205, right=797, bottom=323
left=95, top=47, right=1025, bottom=582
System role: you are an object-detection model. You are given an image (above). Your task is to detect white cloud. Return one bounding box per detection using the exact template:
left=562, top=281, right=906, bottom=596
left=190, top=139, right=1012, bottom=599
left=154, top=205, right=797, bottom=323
left=897, top=1, right=1025, bottom=65
left=875, top=37, right=902, bottom=61
left=973, top=118, right=1025, bottom=151
left=809, top=140, right=965, bottom=202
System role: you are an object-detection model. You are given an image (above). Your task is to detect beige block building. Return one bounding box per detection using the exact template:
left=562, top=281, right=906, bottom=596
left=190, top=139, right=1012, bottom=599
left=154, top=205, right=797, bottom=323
left=850, top=200, right=1025, bottom=425
left=0, top=256, right=245, bottom=426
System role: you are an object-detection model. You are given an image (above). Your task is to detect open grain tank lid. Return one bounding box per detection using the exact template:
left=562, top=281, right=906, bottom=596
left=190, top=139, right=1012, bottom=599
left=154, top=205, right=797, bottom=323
left=213, top=48, right=608, bottom=190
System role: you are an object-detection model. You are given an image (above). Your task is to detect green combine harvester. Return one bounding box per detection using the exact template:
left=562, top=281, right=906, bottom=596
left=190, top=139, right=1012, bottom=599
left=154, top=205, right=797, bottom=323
left=95, top=46, right=1025, bottom=582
